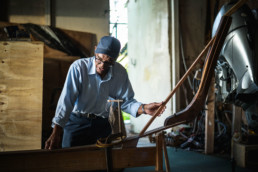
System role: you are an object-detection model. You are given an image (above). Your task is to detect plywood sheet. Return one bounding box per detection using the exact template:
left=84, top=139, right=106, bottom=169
left=0, top=41, right=43, bottom=151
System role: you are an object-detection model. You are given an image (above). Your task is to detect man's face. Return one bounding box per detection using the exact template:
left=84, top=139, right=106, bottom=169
left=95, top=53, right=115, bottom=77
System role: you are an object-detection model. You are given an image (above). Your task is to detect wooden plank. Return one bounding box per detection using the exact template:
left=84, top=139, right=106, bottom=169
left=0, top=41, right=43, bottom=151
left=205, top=77, right=215, bottom=154
left=155, top=133, right=163, bottom=172
left=171, top=0, right=180, bottom=113
left=0, top=146, right=156, bottom=171
left=162, top=132, right=170, bottom=172
left=232, top=105, right=242, bottom=134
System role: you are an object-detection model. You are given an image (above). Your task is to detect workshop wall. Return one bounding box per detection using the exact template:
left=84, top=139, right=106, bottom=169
left=178, top=0, right=207, bottom=108
left=127, top=0, right=172, bottom=132
left=127, top=0, right=208, bottom=133
left=5, top=0, right=109, bottom=41
left=54, top=0, right=109, bottom=41
left=8, top=0, right=47, bottom=25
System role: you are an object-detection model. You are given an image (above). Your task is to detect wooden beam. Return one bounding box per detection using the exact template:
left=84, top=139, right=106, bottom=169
left=0, top=146, right=156, bottom=171
left=171, top=0, right=180, bottom=114
left=155, top=133, right=163, bottom=172
left=205, top=77, right=215, bottom=154
left=163, top=135, right=170, bottom=172
left=232, top=105, right=242, bottom=135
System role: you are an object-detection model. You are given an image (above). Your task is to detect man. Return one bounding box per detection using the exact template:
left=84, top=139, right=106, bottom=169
left=45, top=36, right=165, bottom=149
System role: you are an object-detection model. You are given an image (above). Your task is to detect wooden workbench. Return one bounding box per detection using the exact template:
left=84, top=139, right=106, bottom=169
left=0, top=145, right=157, bottom=171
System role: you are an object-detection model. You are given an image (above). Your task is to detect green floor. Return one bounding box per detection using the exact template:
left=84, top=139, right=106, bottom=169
left=124, top=147, right=256, bottom=172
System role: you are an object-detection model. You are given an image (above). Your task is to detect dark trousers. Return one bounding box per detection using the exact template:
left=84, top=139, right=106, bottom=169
left=62, top=113, right=111, bottom=148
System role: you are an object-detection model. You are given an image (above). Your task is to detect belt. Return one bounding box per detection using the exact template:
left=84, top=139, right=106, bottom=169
left=74, top=112, right=102, bottom=119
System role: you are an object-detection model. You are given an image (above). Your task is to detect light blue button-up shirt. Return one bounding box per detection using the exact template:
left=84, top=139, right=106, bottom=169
left=52, top=56, right=142, bottom=128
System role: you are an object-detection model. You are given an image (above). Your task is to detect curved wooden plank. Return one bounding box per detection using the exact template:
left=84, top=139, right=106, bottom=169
left=164, top=16, right=232, bottom=126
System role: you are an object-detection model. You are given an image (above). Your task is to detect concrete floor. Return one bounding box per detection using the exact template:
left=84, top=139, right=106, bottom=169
left=123, top=146, right=256, bottom=172
left=123, top=123, right=257, bottom=172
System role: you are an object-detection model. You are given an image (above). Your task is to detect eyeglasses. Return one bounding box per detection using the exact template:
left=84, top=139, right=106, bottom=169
left=95, top=55, right=115, bottom=67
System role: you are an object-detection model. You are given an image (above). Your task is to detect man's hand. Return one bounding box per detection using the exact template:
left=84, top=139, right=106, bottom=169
left=138, top=102, right=166, bottom=116
left=44, top=124, right=63, bottom=150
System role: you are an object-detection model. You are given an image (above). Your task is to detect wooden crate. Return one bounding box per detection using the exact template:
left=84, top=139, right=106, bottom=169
left=233, top=141, right=258, bottom=168
left=0, top=41, right=43, bottom=151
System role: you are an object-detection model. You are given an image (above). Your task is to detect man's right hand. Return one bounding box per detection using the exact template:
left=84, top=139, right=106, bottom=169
left=44, top=124, right=63, bottom=150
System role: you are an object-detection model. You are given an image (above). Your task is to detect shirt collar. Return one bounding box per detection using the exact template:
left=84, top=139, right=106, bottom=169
left=88, top=57, right=96, bottom=75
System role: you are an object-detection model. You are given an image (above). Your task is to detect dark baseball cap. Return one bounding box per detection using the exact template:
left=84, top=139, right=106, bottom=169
left=95, top=36, right=121, bottom=59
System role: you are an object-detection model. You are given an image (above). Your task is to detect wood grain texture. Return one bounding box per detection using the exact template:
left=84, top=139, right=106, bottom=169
left=155, top=132, right=164, bottom=172
left=164, top=16, right=232, bottom=126
left=0, top=146, right=156, bottom=171
left=205, top=77, right=215, bottom=154
left=0, top=41, right=43, bottom=151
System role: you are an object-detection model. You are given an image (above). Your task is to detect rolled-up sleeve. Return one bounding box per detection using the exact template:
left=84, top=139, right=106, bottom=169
left=52, top=63, right=82, bottom=128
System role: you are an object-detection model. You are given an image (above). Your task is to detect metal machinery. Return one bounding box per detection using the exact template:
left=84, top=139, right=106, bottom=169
left=213, top=1, right=258, bottom=132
